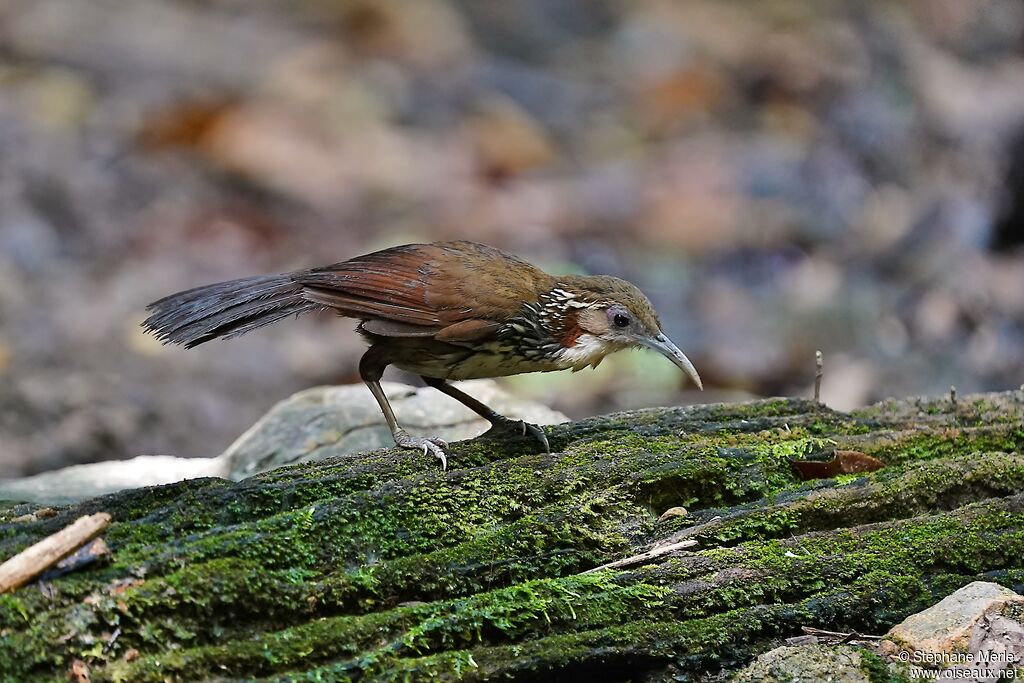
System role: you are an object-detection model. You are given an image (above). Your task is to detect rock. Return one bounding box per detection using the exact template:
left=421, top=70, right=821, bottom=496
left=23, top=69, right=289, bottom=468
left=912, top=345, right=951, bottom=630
left=784, top=635, right=819, bottom=647
left=0, top=455, right=225, bottom=506
left=730, top=644, right=876, bottom=682
left=883, top=581, right=1024, bottom=679
left=966, top=613, right=1024, bottom=679
left=884, top=581, right=1024, bottom=654
left=0, top=380, right=567, bottom=504
left=219, top=380, right=567, bottom=478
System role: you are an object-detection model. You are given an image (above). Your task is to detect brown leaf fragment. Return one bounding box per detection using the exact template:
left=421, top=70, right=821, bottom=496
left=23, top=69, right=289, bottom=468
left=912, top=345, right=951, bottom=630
left=54, top=539, right=110, bottom=572
left=658, top=506, right=689, bottom=522
left=137, top=99, right=235, bottom=151
left=834, top=450, right=886, bottom=473
left=41, top=538, right=112, bottom=581
left=11, top=507, right=58, bottom=524
left=69, top=658, right=89, bottom=683
left=790, top=450, right=885, bottom=480
left=106, top=577, right=144, bottom=596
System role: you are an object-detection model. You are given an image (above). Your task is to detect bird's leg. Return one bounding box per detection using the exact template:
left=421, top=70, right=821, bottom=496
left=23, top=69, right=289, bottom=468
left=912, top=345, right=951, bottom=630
left=421, top=377, right=551, bottom=453
left=360, top=350, right=449, bottom=469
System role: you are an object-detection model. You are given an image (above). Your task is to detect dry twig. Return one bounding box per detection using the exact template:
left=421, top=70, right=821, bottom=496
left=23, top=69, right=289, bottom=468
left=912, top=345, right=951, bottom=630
left=801, top=626, right=882, bottom=643
left=0, top=513, right=112, bottom=593
left=582, top=539, right=698, bottom=574
left=814, top=350, right=824, bottom=403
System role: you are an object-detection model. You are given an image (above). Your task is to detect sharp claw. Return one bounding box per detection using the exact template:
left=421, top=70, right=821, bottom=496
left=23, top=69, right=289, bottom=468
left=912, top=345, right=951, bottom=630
left=394, top=432, right=451, bottom=470
left=483, top=419, right=550, bottom=453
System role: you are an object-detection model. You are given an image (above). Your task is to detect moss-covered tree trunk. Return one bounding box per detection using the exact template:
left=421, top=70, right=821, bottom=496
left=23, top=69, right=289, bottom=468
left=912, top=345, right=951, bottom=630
left=2, top=391, right=1023, bottom=682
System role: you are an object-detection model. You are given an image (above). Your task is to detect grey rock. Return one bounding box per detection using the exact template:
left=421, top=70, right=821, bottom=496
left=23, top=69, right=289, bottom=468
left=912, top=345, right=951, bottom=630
left=730, top=644, right=874, bottom=683
left=220, top=380, right=568, bottom=478
left=0, top=380, right=566, bottom=505
left=0, top=454, right=226, bottom=506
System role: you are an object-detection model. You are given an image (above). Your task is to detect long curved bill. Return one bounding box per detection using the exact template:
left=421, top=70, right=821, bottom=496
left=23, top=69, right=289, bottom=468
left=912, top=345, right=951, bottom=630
left=640, top=333, right=703, bottom=390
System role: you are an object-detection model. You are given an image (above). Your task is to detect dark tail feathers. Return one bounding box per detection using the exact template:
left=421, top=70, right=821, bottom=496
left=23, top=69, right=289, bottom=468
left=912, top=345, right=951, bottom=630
left=143, top=274, right=322, bottom=348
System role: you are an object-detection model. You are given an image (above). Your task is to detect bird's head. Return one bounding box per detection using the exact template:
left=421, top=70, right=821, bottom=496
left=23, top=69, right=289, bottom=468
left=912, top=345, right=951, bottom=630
left=554, top=275, right=703, bottom=390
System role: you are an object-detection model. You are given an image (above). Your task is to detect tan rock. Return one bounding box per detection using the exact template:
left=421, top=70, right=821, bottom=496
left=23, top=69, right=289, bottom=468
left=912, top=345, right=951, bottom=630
left=884, top=581, right=1024, bottom=659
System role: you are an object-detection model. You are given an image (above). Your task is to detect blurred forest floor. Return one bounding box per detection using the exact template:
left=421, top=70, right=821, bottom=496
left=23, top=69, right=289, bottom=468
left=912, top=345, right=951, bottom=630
left=1, top=0, right=1024, bottom=476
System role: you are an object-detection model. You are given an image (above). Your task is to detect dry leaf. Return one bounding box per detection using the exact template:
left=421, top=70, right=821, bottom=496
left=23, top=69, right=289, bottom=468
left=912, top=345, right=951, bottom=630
left=106, top=577, right=144, bottom=596
left=658, top=506, right=689, bottom=522
left=137, top=99, right=235, bottom=151
left=69, top=659, right=89, bottom=683
left=11, top=507, right=57, bottom=524
left=468, top=97, right=556, bottom=181
left=834, top=450, right=886, bottom=473
left=790, top=450, right=885, bottom=480
left=55, top=539, right=110, bottom=572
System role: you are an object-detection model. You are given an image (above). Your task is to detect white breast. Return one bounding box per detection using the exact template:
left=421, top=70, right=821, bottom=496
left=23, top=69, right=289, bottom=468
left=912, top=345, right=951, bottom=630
left=439, top=334, right=619, bottom=380
left=550, top=333, right=615, bottom=371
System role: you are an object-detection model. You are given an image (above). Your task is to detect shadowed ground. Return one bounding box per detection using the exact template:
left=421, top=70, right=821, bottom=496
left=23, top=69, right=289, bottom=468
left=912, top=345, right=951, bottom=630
left=1, top=391, right=1023, bottom=681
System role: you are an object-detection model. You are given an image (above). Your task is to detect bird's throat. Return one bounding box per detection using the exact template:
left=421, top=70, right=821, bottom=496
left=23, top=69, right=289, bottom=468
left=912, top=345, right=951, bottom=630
left=554, top=332, right=616, bottom=371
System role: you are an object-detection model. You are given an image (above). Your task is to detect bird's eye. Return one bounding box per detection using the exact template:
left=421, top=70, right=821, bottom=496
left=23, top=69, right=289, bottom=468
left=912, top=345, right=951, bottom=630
left=613, top=313, right=630, bottom=328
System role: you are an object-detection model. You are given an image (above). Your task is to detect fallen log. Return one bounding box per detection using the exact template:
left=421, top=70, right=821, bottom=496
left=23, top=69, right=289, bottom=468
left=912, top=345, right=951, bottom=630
left=0, top=390, right=1021, bottom=681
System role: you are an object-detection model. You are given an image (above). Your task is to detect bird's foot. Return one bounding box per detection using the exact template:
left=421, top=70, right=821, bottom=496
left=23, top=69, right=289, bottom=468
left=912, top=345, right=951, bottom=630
left=393, top=430, right=450, bottom=470
left=483, top=417, right=551, bottom=453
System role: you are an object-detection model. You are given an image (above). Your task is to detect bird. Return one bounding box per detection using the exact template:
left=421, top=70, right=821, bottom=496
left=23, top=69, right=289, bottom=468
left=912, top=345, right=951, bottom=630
left=143, top=240, right=702, bottom=468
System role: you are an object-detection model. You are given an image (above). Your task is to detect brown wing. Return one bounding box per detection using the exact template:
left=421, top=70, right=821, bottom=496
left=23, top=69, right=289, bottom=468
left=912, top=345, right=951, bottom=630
left=296, top=243, right=452, bottom=327
left=292, top=241, right=551, bottom=341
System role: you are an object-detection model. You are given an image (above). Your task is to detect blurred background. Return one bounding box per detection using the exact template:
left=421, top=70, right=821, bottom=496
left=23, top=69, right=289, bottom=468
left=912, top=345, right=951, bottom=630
left=2, top=0, right=1024, bottom=477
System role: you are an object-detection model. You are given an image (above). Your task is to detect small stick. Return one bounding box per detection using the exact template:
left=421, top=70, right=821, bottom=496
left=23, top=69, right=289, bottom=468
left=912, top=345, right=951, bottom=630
left=104, top=626, right=122, bottom=653
left=814, top=350, right=823, bottom=403
left=801, top=625, right=882, bottom=641
left=582, top=539, right=698, bottom=574
left=0, top=513, right=111, bottom=593
left=663, top=515, right=723, bottom=544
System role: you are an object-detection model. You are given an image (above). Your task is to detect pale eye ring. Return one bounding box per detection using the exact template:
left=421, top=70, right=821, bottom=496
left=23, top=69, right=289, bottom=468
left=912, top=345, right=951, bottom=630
left=613, top=313, right=630, bottom=328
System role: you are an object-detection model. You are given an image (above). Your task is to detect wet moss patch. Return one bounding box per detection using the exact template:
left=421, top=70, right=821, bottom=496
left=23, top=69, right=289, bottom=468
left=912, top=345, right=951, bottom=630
left=1, top=390, right=1021, bottom=681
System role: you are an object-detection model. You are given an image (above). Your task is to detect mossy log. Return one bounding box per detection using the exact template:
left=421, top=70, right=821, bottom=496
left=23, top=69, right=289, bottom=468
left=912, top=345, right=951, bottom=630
left=1, top=391, right=1023, bottom=682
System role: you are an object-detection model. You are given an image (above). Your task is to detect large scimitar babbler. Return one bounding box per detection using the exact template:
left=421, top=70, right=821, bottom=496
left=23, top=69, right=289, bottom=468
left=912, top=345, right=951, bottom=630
left=143, top=240, right=702, bottom=468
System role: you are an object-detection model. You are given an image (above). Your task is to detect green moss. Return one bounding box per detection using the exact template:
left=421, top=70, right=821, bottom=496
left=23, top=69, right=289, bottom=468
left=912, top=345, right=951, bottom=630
left=860, top=426, right=1024, bottom=467
left=689, top=452, right=1024, bottom=546
left=106, top=573, right=671, bottom=682
left=2, top=390, right=1022, bottom=682
left=860, top=649, right=912, bottom=683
